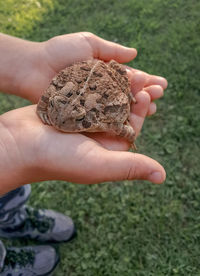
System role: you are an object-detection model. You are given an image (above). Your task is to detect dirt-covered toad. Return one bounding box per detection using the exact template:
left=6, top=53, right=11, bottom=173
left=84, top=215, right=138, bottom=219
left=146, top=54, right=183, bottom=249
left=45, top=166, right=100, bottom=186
left=36, top=59, right=136, bottom=145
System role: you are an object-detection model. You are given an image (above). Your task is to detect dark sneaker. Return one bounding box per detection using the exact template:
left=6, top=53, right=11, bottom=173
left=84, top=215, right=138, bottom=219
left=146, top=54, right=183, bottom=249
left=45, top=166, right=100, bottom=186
left=0, top=241, right=59, bottom=276
left=0, top=206, right=76, bottom=243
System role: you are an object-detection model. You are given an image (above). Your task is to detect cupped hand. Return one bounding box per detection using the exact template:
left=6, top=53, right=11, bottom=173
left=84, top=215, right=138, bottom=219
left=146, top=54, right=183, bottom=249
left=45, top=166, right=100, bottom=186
left=23, top=32, right=167, bottom=113
left=0, top=89, right=165, bottom=194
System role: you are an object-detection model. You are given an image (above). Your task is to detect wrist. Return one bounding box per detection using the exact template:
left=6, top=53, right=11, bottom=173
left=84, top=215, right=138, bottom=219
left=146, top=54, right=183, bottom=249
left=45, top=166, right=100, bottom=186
left=0, top=33, right=47, bottom=102
left=0, top=110, right=41, bottom=194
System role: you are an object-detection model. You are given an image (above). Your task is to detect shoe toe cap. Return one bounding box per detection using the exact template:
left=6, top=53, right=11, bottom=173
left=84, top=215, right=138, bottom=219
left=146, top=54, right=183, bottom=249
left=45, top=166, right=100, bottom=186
left=33, top=245, right=59, bottom=275
left=44, top=210, right=76, bottom=242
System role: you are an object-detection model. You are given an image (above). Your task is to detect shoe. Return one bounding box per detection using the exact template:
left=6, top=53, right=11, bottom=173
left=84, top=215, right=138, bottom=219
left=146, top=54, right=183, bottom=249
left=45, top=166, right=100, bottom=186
left=0, top=241, right=59, bottom=276
left=0, top=206, right=76, bottom=243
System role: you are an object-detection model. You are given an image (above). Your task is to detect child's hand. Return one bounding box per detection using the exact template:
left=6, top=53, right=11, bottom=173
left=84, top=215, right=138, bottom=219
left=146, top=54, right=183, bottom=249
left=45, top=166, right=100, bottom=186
left=0, top=89, right=165, bottom=195
left=0, top=32, right=167, bottom=195
left=15, top=32, right=167, bottom=114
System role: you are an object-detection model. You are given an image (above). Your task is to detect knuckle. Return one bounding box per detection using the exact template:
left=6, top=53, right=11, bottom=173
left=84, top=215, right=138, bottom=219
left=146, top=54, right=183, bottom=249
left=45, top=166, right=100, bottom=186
left=80, top=31, right=95, bottom=40
left=125, top=157, right=137, bottom=180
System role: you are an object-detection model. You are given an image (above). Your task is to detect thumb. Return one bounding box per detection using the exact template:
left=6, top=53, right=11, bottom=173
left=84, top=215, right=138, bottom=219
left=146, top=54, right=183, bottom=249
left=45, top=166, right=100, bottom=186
left=92, top=150, right=166, bottom=184
left=82, top=32, right=137, bottom=63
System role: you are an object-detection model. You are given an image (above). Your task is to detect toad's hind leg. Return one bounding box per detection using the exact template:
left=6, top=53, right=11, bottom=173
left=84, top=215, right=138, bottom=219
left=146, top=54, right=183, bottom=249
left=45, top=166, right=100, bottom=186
left=36, top=82, right=57, bottom=125
left=37, top=110, right=51, bottom=125
left=119, top=124, right=135, bottom=144
left=111, top=123, right=136, bottom=148
left=36, top=95, right=51, bottom=125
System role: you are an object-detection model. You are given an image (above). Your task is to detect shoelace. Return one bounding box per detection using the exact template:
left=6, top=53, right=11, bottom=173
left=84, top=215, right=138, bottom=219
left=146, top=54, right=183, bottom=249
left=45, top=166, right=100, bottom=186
left=25, top=207, right=54, bottom=233
left=5, top=249, right=35, bottom=268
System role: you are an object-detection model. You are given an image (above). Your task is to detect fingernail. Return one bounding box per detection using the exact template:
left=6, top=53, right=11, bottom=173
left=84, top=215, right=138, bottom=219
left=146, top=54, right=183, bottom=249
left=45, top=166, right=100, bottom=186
left=149, top=172, right=163, bottom=183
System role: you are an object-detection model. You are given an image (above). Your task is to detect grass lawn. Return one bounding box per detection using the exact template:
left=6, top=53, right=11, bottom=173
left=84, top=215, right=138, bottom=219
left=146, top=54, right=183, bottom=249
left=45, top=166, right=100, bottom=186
left=0, top=0, right=200, bottom=275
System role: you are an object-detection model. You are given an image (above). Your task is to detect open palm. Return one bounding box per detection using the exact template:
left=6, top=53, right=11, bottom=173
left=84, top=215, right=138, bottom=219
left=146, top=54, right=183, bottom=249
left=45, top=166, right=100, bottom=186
left=22, top=32, right=167, bottom=109
left=0, top=89, right=165, bottom=193
left=0, top=32, right=167, bottom=194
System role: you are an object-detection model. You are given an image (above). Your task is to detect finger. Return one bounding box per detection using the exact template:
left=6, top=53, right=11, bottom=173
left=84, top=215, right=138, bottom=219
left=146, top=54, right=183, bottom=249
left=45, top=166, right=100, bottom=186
left=130, top=91, right=150, bottom=137
left=145, top=75, right=168, bottom=89
left=127, top=70, right=146, bottom=95
left=125, top=66, right=168, bottom=89
left=147, top=102, right=157, bottom=116
left=90, top=149, right=166, bottom=184
left=82, top=32, right=137, bottom=63
left=144, top=85, right=164, bottom=100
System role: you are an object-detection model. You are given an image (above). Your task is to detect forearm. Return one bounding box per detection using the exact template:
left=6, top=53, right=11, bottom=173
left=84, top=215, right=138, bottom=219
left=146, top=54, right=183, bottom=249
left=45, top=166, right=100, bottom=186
left=0, top=33, right=43, bottom=100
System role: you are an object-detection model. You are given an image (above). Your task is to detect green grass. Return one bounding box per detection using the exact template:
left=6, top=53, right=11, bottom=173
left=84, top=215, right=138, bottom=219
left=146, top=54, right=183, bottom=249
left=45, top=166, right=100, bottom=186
left=0, top=0, right=200, bottom=275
